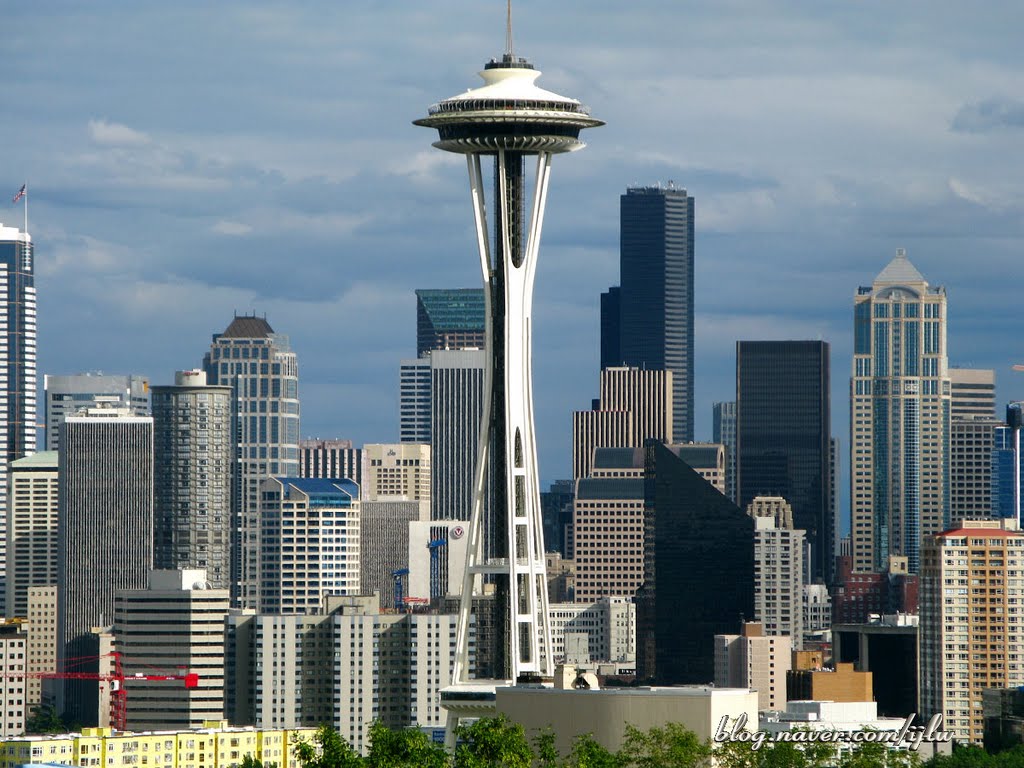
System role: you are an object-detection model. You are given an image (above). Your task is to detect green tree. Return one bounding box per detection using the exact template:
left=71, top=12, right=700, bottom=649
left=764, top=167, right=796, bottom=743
left=534, top=729, right=560, bottom=768
left=618, top=722, right=711, bottom=767
left=364, top=721, right=449, bottom=767
left=565, top=733, right=622, bottom=768
left=454, top=715, right=533, bottom=768
left=24, top=704, right=65, bottom=735
left=295, top=724, right=363, bottom=768
left=240, top=755, right=278, bottom=768
left=838, top=738, right=921, bottom=768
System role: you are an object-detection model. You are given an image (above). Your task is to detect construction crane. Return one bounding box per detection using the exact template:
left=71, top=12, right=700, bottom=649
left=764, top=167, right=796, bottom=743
left=1, top=652, right=198, bottom=731
left=427, top=538, right=448, bottom=601
left=392, top=568, right=410, bottom=611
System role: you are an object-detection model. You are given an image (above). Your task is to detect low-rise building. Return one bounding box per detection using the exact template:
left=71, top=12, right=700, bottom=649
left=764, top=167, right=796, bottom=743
left=495, top=683, right=757, bottom=757
left=786, top=662, right=872, bottom=705
left=0, top=721, right=314, bottom=768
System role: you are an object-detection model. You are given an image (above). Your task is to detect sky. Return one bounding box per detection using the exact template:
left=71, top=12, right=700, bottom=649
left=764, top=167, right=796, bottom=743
left=5, top=2, right=1024, bottom=514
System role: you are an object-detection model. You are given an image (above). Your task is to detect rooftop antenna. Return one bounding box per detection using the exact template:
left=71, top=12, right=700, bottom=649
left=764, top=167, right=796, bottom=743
left=505, top=0, right=513, bottom=57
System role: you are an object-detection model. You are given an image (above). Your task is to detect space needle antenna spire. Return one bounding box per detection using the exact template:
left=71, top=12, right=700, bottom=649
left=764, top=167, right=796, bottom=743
left=506, top=0, right=513, bottom=56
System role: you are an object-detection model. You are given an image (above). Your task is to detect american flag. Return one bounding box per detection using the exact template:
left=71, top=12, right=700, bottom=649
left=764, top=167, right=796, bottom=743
left=11, top=185, right=25, bottom=204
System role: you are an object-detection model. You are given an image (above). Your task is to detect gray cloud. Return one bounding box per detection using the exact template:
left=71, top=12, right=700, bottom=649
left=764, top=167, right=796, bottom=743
left=5, top=0, right=1024, bottom=496
left=952, top=97, right=1024, bottom=133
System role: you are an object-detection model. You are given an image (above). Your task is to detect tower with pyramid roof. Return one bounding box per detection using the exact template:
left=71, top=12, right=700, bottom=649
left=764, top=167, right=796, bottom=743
left=850, top=249, right=950, bottom=574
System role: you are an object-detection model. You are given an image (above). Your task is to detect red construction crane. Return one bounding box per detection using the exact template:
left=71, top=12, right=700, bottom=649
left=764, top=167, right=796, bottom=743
left=2, top=652, right=198, bottom=731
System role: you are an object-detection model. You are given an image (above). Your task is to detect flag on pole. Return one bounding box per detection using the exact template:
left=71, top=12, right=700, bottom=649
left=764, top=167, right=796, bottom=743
left=12, top=185, right=26, bottom=204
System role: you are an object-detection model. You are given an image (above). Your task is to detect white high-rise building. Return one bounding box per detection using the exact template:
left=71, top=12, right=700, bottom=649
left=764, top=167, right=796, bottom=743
left=203, top=315, right=300, bottom=610
left=548, top=597, right=635, bottom=665
left=428, top=349, right=485, bottom=522
left=226, top=595, right=467, bottom=754
left=362, top=443, right=431, bottom=517
left=851, top=249, right=950, bottom=573
left=5, top=451, right=58, bottom=618
left=114, top=569, right=229, bottom=731
left=44, top=373, right=149, bottom=452
left=0, top=222, right=37, bottom=619
left=748, top=497, right=805, bottom=650
left=920, top=519, right=1024, bottom=744
left=259, top=478, right=360, bottom=614
left=0, top=622, right=27, bottom=737
left=714, top=621, right=790, bottom=711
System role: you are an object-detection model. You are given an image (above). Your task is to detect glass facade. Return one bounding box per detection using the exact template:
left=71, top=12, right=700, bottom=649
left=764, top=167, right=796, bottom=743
left=736, top=341, right=832, bottom=583
left=415, top=288, right=485, bottom=357
left=618, top=186, right=695, bottom=442
left=637, top=442, right=754, bottom=684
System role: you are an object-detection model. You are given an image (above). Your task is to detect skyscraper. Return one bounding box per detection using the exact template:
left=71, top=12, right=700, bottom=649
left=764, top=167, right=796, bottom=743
left=851, top=250, right=950, bottom=573
left=416, top=288, right=486, bottom=357
left=949, top=368, right=996, bottom=419
left=362, top=443, right=431, bottom=517
left=151, top=370, right=233, bottom=590
left=920, top=518, right=1024, bottom=744
left=203, top=315, right=300, bottom=609
left=599, top=287, right=620, bottom=369
left=572, top=367, right=673, bottom=481
left=637, top=441, right=754, bottom=684
left=5, top=451, right=58, bottom=618
left=0, top=222, right=37, bottom=618
left=299, top=439, right=362, bottom=487
left=399, top=357, right=432, bottom=444
left=57, top=407, right=153, bottom=723
left=748, top=496, right=805, bottom=649
left=113, top=570, right=229, bottom=731
left=44, top=373, right=149, bottom=452
left=713, top=401, right=737, bottom=503
left=737, top=340, right=831, bottom=583
left=615, top=184, right=694, bottom=442
left=259, top=478, right=360, bottom=614
left=428, top=349, right=486, bottom=522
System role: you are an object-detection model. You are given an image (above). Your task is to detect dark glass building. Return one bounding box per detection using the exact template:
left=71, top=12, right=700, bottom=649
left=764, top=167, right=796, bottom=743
left=617, top=185, right=695, bottom=442
left=599, top=286, right=620, bottom=369
left=415, top=288, right=486, bottom=357
left=540, top=479, right=574, bottom=558
left=736, top=340, right=832, bottom=583
left=637, top=442, right=754, bottom=685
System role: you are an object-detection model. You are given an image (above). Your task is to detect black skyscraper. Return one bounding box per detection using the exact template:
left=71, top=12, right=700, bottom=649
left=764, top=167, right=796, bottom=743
left=736, top=340, right=832, bottom=583
left=599, top=286, right=621, bottom=369
left=636, top=442, right=754, bottom=684
left=617, top=185, right=694, bottom=442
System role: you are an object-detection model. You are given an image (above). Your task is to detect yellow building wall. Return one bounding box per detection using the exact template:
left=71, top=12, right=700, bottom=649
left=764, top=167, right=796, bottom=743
left=0, top=724, right=315, bottom=768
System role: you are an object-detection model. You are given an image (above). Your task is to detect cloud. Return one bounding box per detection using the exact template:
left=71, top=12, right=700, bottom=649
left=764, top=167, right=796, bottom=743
left=212, top=220, right=253, bottom=236
left=87, top=119, right=152, bottom=147
left=951, top=97, right=1024, bottom=133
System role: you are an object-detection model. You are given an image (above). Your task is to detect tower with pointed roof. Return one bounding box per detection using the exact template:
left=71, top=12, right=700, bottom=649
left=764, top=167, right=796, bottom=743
left=851, top=249, right=950, bottom=574
left=203, top=314, right=300, bottom=609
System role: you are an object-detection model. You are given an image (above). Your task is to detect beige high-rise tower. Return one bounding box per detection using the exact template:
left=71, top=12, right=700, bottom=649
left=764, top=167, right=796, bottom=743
left=920, top=519, right=1024, bottom=744
left=850, top=249, right=950, bottom=573
left=572, top=367, right=672, bottom=481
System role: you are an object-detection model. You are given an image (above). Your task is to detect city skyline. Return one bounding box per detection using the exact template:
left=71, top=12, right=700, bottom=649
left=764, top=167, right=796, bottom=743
left=5, top=2, right=1024, bottom=495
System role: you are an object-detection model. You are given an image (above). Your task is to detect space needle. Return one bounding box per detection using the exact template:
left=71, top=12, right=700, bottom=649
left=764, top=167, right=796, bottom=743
left=414, top=4, right=602, bottom=744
